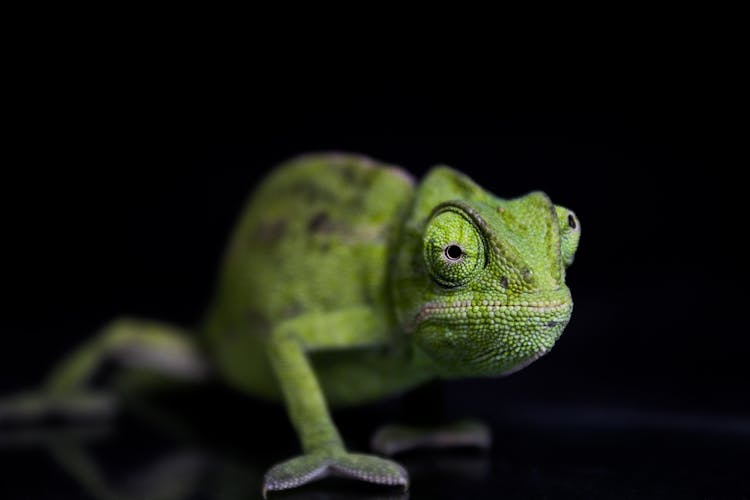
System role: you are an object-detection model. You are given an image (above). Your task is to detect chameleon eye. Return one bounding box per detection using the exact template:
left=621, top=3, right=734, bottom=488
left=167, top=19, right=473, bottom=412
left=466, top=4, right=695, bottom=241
left=556, top=206, right=581, bottom=267
left=424, top=208, right=485, bottom=288
left=444, top=244, right=464, bottom=261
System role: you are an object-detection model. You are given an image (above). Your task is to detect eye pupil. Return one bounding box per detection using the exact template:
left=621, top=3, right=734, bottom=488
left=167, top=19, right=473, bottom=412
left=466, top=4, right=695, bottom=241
left=445, top=244, right=464, bottom=261
left=567, top=214, right=577, bottom=229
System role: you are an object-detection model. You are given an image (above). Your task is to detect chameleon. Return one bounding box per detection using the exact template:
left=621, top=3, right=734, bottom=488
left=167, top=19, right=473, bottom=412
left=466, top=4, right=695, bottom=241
left=0, top=153, right=580, bottom=496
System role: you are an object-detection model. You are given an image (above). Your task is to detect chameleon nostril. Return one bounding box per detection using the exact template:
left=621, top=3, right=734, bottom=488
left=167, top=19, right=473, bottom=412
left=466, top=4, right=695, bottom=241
left=546, top=320, right=560, bottom=328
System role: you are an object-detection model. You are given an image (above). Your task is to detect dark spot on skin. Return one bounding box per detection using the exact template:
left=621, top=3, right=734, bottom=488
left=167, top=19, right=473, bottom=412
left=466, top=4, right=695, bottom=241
left=254, top=219, right=287, bottom=245
left=455, top=178, right=478, bottom=198
left=308, top=212, right=331, bottom=232
left=346, top=194, right=367, bottom=212
left=546, top=320, right=560, bottom=328
left=338, top=162, right=375, bottom=190
left=567, top=214, right=577, bottom=229
left=245, top=310, right=271, bottom=336
left=362, top=286, right=375, bottom=305
left=500, top=276, right=509, bottom=289
left=340, top=164, right=358, bottom=183
left=374, top=225, right=389, bottom=242
left=282, top=302, right=306, bottom=319
left=308, top=212, right=353, bottom=236
left=523, top=268, right=533, bottom=280
left=288, top=182, right=336, bottom=204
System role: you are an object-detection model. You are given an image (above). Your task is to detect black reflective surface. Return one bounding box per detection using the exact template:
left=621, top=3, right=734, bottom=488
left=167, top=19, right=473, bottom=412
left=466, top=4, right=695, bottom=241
left=1, top=386, right=748, bottom=499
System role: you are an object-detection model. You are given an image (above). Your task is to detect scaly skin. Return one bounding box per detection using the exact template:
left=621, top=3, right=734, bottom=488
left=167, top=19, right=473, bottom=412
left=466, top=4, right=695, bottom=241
left=200, top=154, right=580, bottom=495
left=391, top=168, right=579, bottom=378
left=0, top=153, right=580, bottom=497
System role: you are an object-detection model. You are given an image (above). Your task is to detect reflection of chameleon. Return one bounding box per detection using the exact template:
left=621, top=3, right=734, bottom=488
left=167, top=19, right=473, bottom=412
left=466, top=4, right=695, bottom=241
left=0, top=154, right=580, bottom=496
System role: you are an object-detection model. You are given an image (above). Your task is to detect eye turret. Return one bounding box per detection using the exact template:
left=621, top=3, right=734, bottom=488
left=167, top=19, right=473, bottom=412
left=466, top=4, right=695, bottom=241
left=423, top=206, right=486, bottom=288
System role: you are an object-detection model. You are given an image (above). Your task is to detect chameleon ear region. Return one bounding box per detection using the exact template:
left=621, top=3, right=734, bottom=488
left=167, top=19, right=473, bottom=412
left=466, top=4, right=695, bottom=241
left=556, top=206, right=580, bottom=267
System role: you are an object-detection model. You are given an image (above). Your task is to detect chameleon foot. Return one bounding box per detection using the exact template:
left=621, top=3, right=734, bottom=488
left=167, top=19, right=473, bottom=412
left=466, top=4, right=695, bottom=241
left=262, top=451, right=408, bottom=496
left=371, top=419, right=492, bottom=456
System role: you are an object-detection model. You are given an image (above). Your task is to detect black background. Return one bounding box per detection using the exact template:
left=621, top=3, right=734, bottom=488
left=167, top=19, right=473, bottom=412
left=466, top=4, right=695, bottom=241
left=2, top=71, right=748, bottom=498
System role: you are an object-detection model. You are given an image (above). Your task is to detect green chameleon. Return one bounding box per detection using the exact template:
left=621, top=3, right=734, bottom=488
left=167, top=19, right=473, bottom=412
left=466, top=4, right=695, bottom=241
left=0, top=153, right=580, bottom=496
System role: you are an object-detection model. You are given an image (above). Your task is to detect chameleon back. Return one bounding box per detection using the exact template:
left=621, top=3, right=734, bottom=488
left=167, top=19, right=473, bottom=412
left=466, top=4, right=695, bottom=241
left=201, top=154, right=415, bottom=398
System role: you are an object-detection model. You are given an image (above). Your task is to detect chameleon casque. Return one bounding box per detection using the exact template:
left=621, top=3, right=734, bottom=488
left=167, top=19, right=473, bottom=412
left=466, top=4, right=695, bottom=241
left=0, top=153, right=580, bottom=496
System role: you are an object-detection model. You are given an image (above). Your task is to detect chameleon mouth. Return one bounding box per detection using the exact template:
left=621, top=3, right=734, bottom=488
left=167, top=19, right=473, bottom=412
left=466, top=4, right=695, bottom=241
left=412, top=299, right=571, bottom=330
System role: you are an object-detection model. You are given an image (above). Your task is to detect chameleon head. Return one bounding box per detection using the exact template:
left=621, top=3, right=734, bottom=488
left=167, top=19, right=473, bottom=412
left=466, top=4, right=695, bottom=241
left=392, top=168, right=580, bottom=378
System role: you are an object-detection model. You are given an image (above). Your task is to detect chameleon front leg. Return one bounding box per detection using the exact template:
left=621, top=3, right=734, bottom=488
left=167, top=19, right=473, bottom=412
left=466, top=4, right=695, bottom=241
left=262, top=309, right=408, bottom=496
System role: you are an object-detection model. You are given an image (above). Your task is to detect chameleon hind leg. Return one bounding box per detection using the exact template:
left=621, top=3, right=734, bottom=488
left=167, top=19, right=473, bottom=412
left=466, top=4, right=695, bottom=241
left=0, top=317, right=210, bottom=423
left=262, top=308, right=408, bottom=497
left=371, top=419, right=492, bottom=456
left=371, top=382, right=491, bottom=456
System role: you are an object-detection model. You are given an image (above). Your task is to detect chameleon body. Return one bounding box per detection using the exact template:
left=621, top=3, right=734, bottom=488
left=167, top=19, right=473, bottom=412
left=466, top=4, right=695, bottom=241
left=0, top=154, right=580, bottom=496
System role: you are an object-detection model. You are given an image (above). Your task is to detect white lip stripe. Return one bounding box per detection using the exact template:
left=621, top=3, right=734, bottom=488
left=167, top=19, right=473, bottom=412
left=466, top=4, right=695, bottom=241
left=413, top=300, right=570, bottom=327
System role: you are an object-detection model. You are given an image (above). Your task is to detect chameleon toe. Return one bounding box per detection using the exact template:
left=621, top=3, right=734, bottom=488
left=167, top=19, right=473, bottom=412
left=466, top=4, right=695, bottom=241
left=329, top=453, right=409, bottom=488
left=262, top=452, right=409, bottom=496
left=263, top=454, right=332, bottom=493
